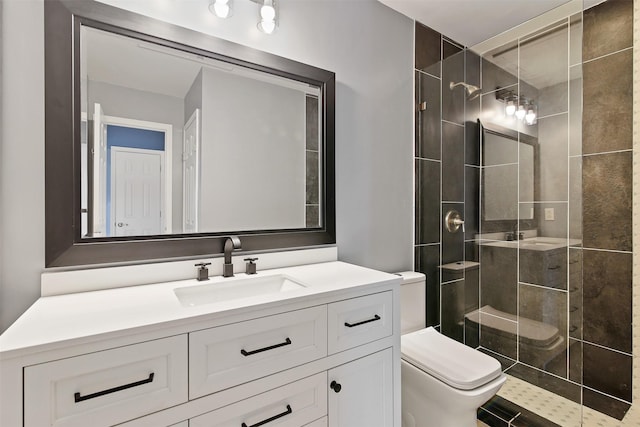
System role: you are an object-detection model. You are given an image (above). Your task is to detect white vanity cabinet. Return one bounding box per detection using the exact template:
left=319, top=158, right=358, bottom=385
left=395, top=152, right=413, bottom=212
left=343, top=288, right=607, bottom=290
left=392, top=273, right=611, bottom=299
left=0, top=262, right=401, bottom=427
left=328, top=349, right=393, bottom=427
left=23, top=335, right=188, bottom=427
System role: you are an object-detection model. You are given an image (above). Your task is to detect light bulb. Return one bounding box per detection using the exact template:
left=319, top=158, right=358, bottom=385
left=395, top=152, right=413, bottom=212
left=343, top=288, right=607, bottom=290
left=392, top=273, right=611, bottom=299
left=260, top=1, right=276, bottom=21
left=258, top=0, right=276, bottom=34
left=209, top=0, right=232, bottom=18
left=525, top=108, right=536, bottom=125
left=258, top=19, right=276, bottom=34
left=515, top=105, right=526, bottom=120
left=505, top=100, right=516, bottom=116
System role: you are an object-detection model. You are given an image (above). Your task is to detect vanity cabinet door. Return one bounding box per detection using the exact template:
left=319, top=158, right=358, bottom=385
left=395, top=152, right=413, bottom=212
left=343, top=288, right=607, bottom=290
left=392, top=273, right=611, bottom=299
left=190, top=372, right=327, bottom=427
left=24, top=335, right=188, bottom=427
left=327, top=348, right=393, bottom=427
left=327, top=291, right=393, bottom=354
left=189, top=305, right=327, bottom=398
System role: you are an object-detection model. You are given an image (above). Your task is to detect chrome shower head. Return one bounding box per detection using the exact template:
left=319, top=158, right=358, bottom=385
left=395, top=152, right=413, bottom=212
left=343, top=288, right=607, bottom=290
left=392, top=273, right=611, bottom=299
left=449, top=81, right=482, bottom=100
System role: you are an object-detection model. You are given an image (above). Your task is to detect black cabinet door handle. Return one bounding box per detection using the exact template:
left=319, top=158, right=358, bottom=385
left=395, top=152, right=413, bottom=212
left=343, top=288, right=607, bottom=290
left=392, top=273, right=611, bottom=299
left=74, top=372, right=154, bottom=403
left=241, top=404, right=292, bottom=427
left=330, top=380, right=342, bottom=393
left=345, top=314, right=381, bottom=328
left=241, top=338, right=292, bottom=356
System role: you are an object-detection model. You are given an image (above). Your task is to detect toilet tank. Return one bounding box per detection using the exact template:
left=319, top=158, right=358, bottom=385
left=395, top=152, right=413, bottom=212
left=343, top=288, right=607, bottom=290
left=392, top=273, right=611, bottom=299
left=396, top=271, right=426, bottom=334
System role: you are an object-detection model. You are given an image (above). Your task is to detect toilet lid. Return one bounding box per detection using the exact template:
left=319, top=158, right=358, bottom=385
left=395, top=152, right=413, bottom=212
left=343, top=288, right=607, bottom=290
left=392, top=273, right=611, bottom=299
left=401, top=327, right=502, bottom=390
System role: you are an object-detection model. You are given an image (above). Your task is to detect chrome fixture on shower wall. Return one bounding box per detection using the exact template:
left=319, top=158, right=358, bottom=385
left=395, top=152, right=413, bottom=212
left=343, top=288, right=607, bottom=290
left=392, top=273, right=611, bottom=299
left=495, top=88, right=537, bottom=125
left=449, top=81, right=482, bottom=101
left=209, top=0, right=278, bottom=34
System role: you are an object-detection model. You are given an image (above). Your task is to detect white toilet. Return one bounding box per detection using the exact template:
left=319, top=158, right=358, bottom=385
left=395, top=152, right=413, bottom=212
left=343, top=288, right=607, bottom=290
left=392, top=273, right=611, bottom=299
left=398, top=272, right=506, bottom=427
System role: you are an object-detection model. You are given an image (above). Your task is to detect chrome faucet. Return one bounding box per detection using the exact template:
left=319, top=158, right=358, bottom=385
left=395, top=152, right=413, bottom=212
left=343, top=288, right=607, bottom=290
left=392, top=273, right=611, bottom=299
left=223, top=236, right=241, bottom=277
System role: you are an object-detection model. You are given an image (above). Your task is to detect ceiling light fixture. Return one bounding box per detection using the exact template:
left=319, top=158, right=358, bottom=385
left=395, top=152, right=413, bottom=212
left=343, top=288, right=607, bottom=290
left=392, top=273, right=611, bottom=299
left=257, top=0, right=277, bottom=34
left=209, top=0, right=233, bottom=19
left=208, top=0, right=277, bottom=35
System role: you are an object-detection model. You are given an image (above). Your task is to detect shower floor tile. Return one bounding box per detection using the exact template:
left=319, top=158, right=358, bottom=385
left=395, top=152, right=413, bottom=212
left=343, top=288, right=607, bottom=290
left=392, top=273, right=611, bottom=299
left=497, top=374, right=640, bottom=426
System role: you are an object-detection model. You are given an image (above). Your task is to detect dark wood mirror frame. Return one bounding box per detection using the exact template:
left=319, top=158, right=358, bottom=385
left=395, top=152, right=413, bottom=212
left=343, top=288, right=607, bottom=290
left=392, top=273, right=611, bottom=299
left=45, top=0, right=336, bottom=267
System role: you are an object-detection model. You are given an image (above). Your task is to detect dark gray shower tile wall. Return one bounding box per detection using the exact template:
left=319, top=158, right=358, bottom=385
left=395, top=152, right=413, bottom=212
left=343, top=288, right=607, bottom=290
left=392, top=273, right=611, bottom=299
left=441, top=123, right=464, bottom=201
left=415, top=159, right=440, bottom=245
left=582, top=249, right=632, bottom=354
left=582, top=49, right=633, bottom=154
left=415, top=71, right=441, bottom=160
left=582, top=151, right=632, bottom=251
left=577, top=0, right=633, bottom=418
left=464, top=166, right=479, bottom=239
left=441, top=279, right=465, bottom=342
left=580, top=12, right=633, bottom=407
left=442, top=43, right=464, bottom=125
left=415, top=22, right=441, bottom=76
left=583, top=342, right=632, bottom=402
left=415, top=244, right=441, bottom=327
left=442, top=203, right=464, bottom=264
left=414, top=22, right=479, bottom=345
left=582, top=0, right=633, bottom=62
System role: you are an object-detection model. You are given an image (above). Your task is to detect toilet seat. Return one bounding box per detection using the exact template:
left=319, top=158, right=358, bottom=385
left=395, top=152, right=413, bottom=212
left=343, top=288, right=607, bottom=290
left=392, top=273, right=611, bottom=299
left=401, top=327, right=502, bottom=390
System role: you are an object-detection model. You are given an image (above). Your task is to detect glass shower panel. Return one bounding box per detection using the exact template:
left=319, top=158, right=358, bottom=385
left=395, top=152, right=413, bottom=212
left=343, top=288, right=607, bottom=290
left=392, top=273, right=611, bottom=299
left=477, top=13, right=584, bottom=427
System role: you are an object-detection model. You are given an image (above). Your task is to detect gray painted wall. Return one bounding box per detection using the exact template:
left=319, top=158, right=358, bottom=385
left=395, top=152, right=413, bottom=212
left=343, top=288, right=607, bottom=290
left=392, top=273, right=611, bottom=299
left=0, top=0, right=414, bottom=332
left=1, top=0, right=45, bottom=332
left=199, top=67, right=306, bottom=232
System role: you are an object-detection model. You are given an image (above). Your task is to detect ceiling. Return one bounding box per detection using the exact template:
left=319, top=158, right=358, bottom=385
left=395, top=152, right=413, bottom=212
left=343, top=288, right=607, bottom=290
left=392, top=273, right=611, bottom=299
left=377, top=0, right=602, bottom=47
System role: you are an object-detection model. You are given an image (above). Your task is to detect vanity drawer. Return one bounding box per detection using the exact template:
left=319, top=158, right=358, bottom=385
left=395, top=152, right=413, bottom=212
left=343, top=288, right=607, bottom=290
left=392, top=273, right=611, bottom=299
left=327, top=291, right=393, bottom=354
left=190, top=372, right=327, bottom=427
left=189, top=305, right=327, bottom=398
left=24, top=335, right=188, bottom=427
left=304, top=417, right=328, bottom=426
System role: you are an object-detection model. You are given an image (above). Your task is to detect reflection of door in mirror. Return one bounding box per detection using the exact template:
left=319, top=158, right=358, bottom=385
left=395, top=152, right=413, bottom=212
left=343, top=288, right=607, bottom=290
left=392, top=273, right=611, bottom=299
left=87, top=106, right=173, bottom=237
left=183, top=109, right=200, bottom=233
left=111, top=147, right=163, bottom=236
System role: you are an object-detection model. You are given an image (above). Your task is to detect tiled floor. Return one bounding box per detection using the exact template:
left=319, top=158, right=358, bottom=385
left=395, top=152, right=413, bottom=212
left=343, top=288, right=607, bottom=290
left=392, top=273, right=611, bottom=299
left=496, top=374, right=640, bottom=426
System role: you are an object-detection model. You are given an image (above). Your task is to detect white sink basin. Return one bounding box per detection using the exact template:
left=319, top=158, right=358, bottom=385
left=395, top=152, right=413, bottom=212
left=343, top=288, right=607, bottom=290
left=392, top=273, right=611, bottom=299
left=174, top=274, right=306, bottom=307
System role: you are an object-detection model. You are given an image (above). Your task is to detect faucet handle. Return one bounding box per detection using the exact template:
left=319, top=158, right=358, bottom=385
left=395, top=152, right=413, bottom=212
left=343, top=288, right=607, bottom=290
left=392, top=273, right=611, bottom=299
left=195, top=262, right=211, bottom=267
left=244, top=258, right=258, bottom=275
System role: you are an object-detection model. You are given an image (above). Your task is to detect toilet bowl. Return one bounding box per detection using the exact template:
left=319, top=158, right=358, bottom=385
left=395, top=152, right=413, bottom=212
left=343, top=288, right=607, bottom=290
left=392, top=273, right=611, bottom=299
left=397, top=272, right=506, bottom=427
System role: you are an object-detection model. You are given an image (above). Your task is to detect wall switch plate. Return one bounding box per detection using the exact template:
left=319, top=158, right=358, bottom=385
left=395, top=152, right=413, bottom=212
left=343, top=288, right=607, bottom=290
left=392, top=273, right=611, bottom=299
left=544, top=208, right=555, bottom=221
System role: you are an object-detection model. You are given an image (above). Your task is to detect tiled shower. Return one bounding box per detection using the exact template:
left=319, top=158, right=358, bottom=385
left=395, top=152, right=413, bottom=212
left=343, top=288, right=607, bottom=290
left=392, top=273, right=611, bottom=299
left=414, top=0, right=634, bottom=424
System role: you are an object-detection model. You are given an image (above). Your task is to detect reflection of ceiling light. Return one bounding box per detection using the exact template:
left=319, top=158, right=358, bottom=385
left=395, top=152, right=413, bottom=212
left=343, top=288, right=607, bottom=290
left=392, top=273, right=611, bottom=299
left=525, top=106, right=537, bottom=125
left=495, top=88, right=537, bottom=126
left=209, top=0, right=232, bottom=18
left=505, top=99, right=516, bottom=116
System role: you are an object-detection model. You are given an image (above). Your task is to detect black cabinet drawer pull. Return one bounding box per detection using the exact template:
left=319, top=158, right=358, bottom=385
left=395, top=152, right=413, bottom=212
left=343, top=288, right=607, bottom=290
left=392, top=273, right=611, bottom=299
left=345, top=314, right=381, bottom=328
left=74, top=372, right=154, bottom=403
left=241, top=338, right=292, bottom=356
left=241, top=404, right=292, bottom=427
left=330, top=380, right=342, bottom=393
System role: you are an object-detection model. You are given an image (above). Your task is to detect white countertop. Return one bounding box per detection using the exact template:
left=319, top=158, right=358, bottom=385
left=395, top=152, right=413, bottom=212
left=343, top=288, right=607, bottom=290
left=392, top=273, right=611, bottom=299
left=0, top=261, right=399, bottom=359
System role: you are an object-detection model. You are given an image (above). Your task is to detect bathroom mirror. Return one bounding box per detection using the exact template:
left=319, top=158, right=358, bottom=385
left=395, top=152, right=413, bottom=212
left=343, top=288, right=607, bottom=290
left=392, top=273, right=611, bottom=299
left=45, top=0, right=335, bottom=267
left=480, top=121, right=539, bottom=233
